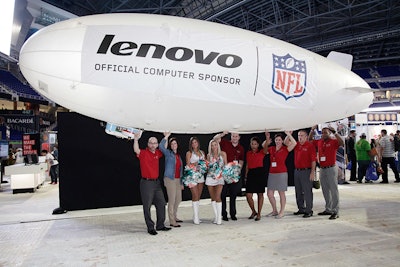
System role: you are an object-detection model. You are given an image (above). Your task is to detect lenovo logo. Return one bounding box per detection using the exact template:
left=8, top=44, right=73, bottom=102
left=97, top=34, right=243, bottom=68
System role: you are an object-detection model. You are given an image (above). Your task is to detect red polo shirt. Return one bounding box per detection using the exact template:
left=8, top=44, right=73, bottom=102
left=312, top=138, right=339, bottom=167
left=294, top=141, right=317, bottom=168
left=220, top=139, right=244, bottom=162
left=138, top=148, right=163, bottom=179
left=268, top=146, right=289, bottom=173
left=246, top=150, right=265, bottom=169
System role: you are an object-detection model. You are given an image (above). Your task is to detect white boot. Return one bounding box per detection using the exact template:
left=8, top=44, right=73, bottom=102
left=192, top=201, right=200, bottom=225
left=216, top=202, right=222, bottom=225
left=211, top=201, right=217, bottom=224
left=197, top=201, right=202, bottom=223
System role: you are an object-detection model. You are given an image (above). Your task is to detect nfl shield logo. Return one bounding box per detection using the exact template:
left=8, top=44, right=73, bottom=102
left=272, top=54, right=306, bottom=100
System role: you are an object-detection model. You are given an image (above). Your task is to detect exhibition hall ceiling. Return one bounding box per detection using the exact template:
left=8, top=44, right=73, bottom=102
left=39, top=0, right=400, bottom=70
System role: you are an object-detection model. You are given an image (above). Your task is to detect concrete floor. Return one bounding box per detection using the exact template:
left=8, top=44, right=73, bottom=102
left=0, top=172, right=399, bottom=267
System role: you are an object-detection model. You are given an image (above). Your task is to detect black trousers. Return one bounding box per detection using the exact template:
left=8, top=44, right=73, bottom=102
left=381, top=157, right=400, bottom=183
left=349, top=154, right=357, bottom=180
left=221, top=180, right=241, bottom=217
left=357, top=160, right=369, bottom=182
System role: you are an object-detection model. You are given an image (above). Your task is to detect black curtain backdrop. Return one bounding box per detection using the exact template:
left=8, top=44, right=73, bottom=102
left=57, top=112, right=294, bottom=211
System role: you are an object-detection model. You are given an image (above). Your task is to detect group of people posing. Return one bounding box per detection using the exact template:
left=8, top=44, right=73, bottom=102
left=133, top=126, right=343, bottom=235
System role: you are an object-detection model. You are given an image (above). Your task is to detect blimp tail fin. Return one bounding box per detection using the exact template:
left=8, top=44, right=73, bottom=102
left=327, top=51, right=353, bottom=70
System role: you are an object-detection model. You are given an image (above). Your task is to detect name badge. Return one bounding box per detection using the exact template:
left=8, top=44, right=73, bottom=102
left=272, top=162, right=277, bottom=167
left=320, top=156, right=326, bottom=162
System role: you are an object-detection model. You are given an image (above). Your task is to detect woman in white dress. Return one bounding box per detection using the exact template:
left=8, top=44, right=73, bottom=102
left=185, top=137, right=206, bottom=224
left=205, top=140, right=227, bottom=225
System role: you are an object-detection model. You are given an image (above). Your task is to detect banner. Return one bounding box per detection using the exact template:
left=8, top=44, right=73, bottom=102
left=22, top=133, right=40, bottom=155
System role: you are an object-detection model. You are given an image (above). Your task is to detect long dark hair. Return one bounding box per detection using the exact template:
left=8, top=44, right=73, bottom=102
left=168, top=137, right=180, bottom=154
left=189, top=136, right=201, bottom=152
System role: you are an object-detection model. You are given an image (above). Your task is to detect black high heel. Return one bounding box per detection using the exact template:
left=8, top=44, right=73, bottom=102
left=248, top=212, right=257, bottom=219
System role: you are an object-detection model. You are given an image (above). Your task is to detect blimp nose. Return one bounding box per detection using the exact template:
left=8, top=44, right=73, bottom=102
left=19, top=23, right=83, bottom=90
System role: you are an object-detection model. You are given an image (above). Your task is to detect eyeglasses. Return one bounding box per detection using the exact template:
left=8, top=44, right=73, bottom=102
left=148, top=142, right=158, bottom=145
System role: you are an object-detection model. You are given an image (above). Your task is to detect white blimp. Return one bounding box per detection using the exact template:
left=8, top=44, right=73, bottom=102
left=19, top=13, right=373, bottom=134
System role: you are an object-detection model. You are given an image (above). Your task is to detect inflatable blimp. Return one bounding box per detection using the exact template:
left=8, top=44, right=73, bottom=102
left=19, top=13, right=373, bottom=134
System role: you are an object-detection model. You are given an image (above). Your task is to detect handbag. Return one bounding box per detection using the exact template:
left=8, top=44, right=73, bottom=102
left=346, top=161, right=352, bottom=170
left=313, top=177, right=320, bottom=189
left=369, top=147, right=378, bottom=157
left=366, top=162, right=379, bottom=181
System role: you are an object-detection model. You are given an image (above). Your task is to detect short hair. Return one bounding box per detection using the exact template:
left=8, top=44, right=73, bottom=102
left=298, top=129, right=308, bottom=135
left=148, top=137, right=158, bottom=143
left=231, top=132, right=240, bottom=138
left=381, top=129, right=387, bottom=135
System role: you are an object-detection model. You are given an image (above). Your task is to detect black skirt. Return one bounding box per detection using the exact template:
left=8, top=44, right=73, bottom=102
left=246, top=167, right=267, bottom=193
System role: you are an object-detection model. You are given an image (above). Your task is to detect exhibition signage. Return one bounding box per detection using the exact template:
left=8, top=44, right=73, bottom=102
left=22, top=133, right=40, bottom=155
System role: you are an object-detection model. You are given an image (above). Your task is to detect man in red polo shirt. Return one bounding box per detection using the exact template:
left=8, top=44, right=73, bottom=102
left=291, top=130, right=316, bottom=218
left=309, top=126, right=344, bottom=220
left=133, top=132, right=171, bottom=235
left=214, top=132, right=244, bottom=221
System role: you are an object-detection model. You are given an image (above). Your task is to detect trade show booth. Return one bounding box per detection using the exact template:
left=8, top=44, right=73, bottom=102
left=4, top=156, right=47, bottom=193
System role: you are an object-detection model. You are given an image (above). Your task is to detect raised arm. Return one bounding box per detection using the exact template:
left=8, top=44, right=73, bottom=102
left=159, top=132, right=170, bottom=154
left=163, top=132, right=171, bottom=149
left=262, top=130, right=271, bottom=154
left=285, top=131, right=297, bottom=152
left=328, top=126, right=344, bottom=147
left=308, top=125, right=317, bottom=141
left=213, top=131, right=228, bottom=143
left=133, top=131, right=142, bottom=156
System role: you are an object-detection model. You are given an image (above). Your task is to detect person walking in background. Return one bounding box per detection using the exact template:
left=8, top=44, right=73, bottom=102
left=355, top=133, right=372, bottom=183
left=213, top=132, right=244, bottom=221
left=41, top=149, right=58, bottom=185
left=52, top=145, right=59, bottom=160
left=205, top=139, right=227, bottom=225
left=51, top=145, right=59, bottom=179
left=370, top=138, right=383, bottom=179
left=133, top=132, right=171, bottom=235
left=378, top=129, right=400, bottom=183
left=159, top=132, right=184, bottom=228
left=291, top=130, right=316, bottom=218
left=346, top=130, right=357, bottom=181
left=266, top=131, right=296, bottom=219
left=245, top=134, right=269, bottom=221
left=184, top=137, right=206, bottom=224
left=336, top=146, right=348, bottom=184
left=394, top=130, right=400, bottom=172
left=309, top=125, right=344, bottom=220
